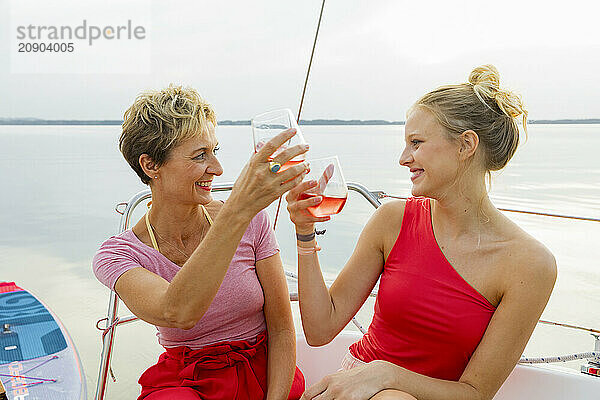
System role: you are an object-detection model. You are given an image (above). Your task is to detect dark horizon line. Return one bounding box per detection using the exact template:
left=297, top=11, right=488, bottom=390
left=1, top=118, right=600, bottom=126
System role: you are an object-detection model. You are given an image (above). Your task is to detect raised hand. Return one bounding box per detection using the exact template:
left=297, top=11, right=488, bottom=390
left=229, top=129, right=310, bottom=216
left=286, top=178, right=331, bottom=235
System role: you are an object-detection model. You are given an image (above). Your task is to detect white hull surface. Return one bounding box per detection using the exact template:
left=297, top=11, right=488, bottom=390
left=297, top=332, right=600, bottom=399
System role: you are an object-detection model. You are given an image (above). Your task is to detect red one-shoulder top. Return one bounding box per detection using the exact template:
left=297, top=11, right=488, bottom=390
left=349, top=197, right=496, bottom=381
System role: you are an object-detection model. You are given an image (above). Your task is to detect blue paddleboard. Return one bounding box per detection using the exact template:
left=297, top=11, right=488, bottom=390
left=0, top=282, right=85, bottom=399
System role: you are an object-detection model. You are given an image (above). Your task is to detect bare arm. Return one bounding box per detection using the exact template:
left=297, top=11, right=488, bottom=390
left=115, top=204, right=254, bottom=329
left=256, top=252, right=297, bottom=400
left=452, top=246, right=557, bottom=399
left=113, top=129, right=309, bottom=329
left=287, top=180, right=403, bottom=345
left=301, top=244, right=557, bottom=400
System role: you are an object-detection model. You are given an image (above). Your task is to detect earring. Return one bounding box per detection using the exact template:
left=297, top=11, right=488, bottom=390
left=154, top=176, right=158, bottom=179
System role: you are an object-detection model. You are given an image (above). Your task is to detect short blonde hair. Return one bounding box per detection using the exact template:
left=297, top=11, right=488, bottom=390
left=416, top=64, right=527, bottom=174
left=120, top=84, right=217, bottom=184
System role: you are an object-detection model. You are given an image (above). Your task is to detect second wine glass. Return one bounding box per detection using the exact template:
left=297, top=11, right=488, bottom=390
left=300, top=156, right=348, bottom=217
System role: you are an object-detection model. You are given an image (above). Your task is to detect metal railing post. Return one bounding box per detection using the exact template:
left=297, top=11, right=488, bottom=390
left=347, top=182, right=382, bottom=208
left=94, top=292, right=119, bottom=400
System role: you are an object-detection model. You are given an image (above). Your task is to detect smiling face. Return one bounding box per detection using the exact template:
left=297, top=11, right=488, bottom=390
left=152, top=125, right=223, bottom=205
left=399, top=106, right=463, bottom=198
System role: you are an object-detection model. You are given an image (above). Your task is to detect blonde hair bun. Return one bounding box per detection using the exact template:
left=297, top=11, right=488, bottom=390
left=469, top=64, right=527, bottom=121
left=468, top=64, right=501, bottom=93
left=416, top=64, right=528, bottom=173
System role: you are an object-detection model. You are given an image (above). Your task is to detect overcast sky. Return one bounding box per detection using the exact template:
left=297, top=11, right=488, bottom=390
left=1, top=0, right=599, bottom=120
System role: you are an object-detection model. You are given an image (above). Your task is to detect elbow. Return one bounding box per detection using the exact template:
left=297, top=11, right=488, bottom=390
left=306, top=338, right=330, bottom=347
left=176, top=320, right=197, bottom=330
left=162, top=308, right=198, bottom=330
left=159, top=293, right=207, bottom=330
left=460, top=381, right=488, bottom=400
left=170, top=317, right=197, bottom=330
left=305, top=335, right=321, bottom=347
left=304, top=330, right=335, bottom=347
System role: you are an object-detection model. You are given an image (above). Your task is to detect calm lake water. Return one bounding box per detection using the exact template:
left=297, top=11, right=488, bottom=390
left=1, top=124, right=599, bottom=399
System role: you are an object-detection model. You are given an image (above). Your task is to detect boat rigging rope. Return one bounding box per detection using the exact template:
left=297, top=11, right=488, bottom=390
left=379, top=193, right=600, bottom=223
left=273, top=0, right=326, bottom=230
left=519, top=352, right=600, bottom=364
left=538, top=319, right=600, bottom=335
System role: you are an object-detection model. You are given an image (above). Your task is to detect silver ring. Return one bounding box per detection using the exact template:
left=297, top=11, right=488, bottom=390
left=269, top=161, right=282, bottom=173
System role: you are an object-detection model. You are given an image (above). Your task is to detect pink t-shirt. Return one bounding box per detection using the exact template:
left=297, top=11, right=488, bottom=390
left=92, top=210, right=279, bottom=349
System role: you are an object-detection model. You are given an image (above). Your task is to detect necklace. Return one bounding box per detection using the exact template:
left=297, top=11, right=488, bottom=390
left=144, top=204, right=213, bottom=260
left=148, top=224, right=191, bottom=259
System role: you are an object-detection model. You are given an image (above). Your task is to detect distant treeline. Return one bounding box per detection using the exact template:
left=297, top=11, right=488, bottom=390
left=1, top=118, right=600, bottom=126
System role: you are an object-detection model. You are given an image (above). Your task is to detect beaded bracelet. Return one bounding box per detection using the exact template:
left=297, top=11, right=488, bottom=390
left=297, top=244, right=321, bottom=255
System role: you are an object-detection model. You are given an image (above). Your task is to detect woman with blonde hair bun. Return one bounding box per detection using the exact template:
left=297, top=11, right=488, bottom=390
left=287, top=65, right=556, bottom=400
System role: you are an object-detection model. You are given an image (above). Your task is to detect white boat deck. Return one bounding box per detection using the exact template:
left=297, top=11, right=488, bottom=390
left=296, top=332, right=600, bottom=399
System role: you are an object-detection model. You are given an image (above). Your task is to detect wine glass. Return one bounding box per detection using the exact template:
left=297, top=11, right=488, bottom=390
left=251, top=109, right=307, bottom=172
left=300, top=156, right=348, bottom=217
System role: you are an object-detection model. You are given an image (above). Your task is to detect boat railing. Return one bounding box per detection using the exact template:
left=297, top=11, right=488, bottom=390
left=95, top=182, right=600, bottom=399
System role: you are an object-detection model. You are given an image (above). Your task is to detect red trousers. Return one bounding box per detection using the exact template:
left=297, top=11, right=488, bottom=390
left=138, top=332, right=305, bottom=399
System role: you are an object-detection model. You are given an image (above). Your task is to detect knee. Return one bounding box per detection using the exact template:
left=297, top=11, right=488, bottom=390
left=370, top=389, right=418, bottom=400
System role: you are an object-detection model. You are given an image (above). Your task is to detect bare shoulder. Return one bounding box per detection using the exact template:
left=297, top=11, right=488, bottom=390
left=501, top=223, right=557, bottom=293
left=372, top=199, right=406, bottom=221
left=366, top=199, right=406, bottom=234
left=365, top=199, right=406, bottom=257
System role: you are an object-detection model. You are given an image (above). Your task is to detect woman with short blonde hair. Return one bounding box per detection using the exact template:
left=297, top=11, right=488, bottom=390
left=94, top=85, right=307, bottom=399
